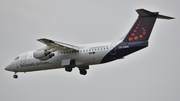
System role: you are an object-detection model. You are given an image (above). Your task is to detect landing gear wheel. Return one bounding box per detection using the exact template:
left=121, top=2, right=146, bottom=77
left=13, top=74, right=18, bottom=79
left=65, top=66, right=72, bottom=72
left=79, top=68, right=87, bottom=75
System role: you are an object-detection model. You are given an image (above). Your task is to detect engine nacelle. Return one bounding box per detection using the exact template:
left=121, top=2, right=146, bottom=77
left=33, top=50, right=51, bottom=59
left=41, top=53, right=55, bottom=60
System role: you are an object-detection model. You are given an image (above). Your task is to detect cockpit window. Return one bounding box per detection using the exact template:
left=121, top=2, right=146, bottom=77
left=15, top=56, right=19, bottom=60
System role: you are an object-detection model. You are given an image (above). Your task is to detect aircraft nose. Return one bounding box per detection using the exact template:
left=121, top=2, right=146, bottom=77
left=5, top=66, right=9, bottom=71
left=5, top=66, right=8, bottom=71
left=5, top=64, right=11, bottom=71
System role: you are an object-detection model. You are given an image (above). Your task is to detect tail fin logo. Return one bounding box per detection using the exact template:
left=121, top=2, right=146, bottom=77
left=128, top=19, right=147, bottom=41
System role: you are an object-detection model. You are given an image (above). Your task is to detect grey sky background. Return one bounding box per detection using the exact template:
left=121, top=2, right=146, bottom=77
left=0, top=0, right=179, bottom=101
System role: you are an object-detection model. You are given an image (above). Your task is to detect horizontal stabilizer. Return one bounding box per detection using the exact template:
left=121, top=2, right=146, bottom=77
left=157, top=14, right=175, bottom=20
left=136, top=9, right=175, bottom=20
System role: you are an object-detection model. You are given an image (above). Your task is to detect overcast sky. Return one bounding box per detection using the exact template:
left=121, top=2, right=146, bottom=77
left=1, top=0, right=179, bottom=101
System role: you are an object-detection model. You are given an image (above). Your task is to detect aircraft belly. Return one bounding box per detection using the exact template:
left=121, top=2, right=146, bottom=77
left=75, top=51, right=109, bottom=66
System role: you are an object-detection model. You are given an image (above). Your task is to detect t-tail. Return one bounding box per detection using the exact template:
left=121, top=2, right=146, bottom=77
left=123, top=9, right=174, bottom=42
left=101, top=9, right=174, bottom=63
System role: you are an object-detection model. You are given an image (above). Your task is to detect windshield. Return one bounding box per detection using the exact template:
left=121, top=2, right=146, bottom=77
left=14, top=56, right=19, bottom=60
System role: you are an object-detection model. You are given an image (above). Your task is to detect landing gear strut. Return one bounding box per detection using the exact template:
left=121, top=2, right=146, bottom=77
left=13, top=73, right=18, bottom=79
left=64, top=59, right=76, bottom=72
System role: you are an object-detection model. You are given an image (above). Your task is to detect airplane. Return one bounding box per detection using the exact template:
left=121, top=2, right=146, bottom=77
left=5, top=9, right=174, bottom=79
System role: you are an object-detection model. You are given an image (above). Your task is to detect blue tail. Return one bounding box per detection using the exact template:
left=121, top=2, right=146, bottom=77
left=123, top=9, right=174, bottom=42
left=101, top=9, right=174, bottom=63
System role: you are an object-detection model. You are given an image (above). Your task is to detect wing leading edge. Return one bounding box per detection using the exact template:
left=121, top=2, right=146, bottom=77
left=37, top=38, right=81, bottom=51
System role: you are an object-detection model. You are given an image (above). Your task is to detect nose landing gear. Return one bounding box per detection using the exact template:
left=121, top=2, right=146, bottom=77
left=13, top=72, right=18, bottom=79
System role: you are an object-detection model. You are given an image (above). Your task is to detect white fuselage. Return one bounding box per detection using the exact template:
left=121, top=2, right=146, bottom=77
left=5, top=41, right=119, bottom=72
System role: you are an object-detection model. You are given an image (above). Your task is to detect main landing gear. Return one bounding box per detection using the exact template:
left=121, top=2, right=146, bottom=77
left=13, top=72, right=18, bottom=79
left=79, top=66, right=88, bottom=75
left=65, top=66, right=73, bottom=72
left=64, top=59, right=76, bottom=72
left=64, top=60, right=89, bottom=75
left=65, top=66, right=88, bottom=75
left=79, top=68, right=87, bottom=75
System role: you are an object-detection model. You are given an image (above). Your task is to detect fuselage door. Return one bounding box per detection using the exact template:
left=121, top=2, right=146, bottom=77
left=110, top=42, right=118, bottom=55
left=21, top=52, right=27, bottom=64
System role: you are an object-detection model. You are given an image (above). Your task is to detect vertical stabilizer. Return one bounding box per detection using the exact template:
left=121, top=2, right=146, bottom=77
left=123, top=9, right=174, bottom=42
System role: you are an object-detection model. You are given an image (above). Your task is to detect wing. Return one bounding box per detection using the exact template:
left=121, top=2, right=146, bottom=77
left=37, top=38, right=81, bottom=51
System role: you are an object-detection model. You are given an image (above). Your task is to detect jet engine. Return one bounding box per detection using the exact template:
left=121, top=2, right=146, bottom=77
left=33, top=50, right=54, bottom=60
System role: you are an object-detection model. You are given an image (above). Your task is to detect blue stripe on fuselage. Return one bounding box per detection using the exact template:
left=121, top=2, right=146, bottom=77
left=101, top=41, right=148, bottom=63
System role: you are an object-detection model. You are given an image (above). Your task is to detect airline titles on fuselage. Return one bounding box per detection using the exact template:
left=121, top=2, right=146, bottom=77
left=20, top=61, right=51, bottom=68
